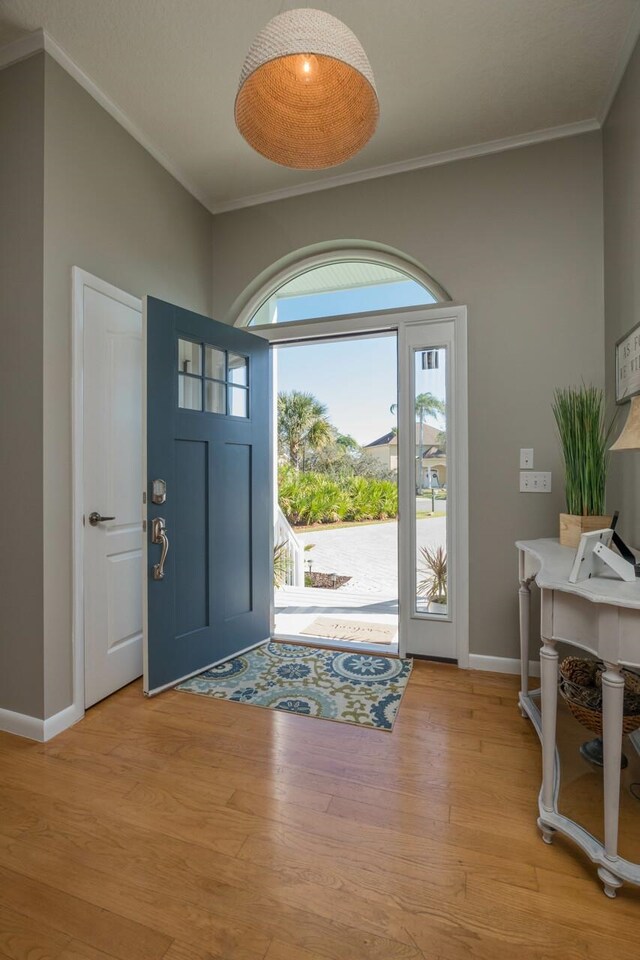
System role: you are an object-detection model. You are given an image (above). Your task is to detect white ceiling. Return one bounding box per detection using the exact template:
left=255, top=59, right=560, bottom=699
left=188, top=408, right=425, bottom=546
left=1, top=0, right=639, bottom=213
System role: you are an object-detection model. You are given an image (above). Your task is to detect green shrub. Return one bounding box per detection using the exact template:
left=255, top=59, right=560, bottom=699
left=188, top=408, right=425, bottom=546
left=278, top=465, right=398, bottom=525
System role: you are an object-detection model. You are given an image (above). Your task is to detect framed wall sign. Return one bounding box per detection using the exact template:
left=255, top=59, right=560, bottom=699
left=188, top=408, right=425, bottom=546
left=615, top=320, right=640, bottom=403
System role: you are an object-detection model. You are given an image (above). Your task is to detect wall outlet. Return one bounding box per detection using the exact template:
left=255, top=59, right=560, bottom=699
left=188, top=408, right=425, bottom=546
left=520, top=471, right=551, bottom=493
left=520, top=448, right=534, bottom=469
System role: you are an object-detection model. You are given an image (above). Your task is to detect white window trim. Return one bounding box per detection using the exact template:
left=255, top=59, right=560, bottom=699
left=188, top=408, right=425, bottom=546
left=231, top=244, right=451, bottom=330
left=250, top=303, right=469, bottom=666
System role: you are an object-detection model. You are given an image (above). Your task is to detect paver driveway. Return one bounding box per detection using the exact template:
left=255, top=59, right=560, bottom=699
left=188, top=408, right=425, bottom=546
left=297, top=516, right=447, bottom=595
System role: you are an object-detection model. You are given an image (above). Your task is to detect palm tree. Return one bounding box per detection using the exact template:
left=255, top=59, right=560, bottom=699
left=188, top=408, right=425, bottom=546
left=390, top=392, right=445, bottom=490
left=278, top=391, right=332, bottom=470
left=336, top=433, right=360, bottom=454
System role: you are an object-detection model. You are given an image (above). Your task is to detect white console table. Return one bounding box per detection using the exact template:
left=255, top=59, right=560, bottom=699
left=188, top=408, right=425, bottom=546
left=517, top=538, right=640, bottom=897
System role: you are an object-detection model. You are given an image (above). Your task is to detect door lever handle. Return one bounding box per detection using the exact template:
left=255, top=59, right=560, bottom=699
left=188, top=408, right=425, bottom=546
left=88, top=512, right=116, bottom=526
left=151, top=517, right=169, bottom=580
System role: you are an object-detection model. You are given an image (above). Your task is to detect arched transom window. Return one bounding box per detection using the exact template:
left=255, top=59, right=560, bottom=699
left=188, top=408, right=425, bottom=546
left=248, top=259, right=439, bottom=326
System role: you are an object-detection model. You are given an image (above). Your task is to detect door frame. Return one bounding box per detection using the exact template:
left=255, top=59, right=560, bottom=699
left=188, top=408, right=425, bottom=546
left=249, top=303, right=469, bottom=666
left=71, top=267, right=142, bottom=720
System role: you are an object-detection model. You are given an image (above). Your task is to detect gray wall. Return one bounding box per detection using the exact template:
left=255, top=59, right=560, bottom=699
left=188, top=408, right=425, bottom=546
left=211, top=133, right=605, bottom=659
left=604, top=38, right=640, bottom=548
left=0, top=55, right=45, bottom=717
left=42, top=55, right=213, bottom=717
left=0, top=53, right=213, bottom=721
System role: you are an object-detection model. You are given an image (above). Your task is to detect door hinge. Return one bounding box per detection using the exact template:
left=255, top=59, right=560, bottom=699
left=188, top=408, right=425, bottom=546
left=142, top=491, right=147, bottom=504
left=142, top=519, right=147, bottom=533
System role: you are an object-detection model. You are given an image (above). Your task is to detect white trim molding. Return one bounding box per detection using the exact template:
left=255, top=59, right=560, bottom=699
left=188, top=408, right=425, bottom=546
left=0, top=29, right=211, bottom=212
left=0, top=29, right=44, bottom=69
left=597, top=4, right=640, bottom=124
left=0, top=27, right=625, bottom=217
left=0, top=703, right=83, bottom=742
left=230, top=241, right=451, bottom=327
left=211, top=119, right=600, bottom=214
left=251, top=303, right=470, bottom=667
left=0, top=707, right=46, bottom=741
left=469, top=654, right=541, bottom=678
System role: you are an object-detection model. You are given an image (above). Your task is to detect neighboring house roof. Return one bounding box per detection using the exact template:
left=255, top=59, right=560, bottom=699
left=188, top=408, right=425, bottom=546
left=364, top=424, right=441, bottom=448
left=422, top=445, right=446, bottom=459
left=364, top=430, right=397, bottom=448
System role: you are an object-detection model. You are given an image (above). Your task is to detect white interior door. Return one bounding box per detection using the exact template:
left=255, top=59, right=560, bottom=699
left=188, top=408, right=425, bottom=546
left=81, top=277, right=143, bottom=707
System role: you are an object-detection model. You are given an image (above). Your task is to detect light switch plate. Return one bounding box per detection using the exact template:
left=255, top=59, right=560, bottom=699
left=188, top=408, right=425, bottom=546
left=520, top=448, right=534, bottom=469
left=520, top=471, right=551, bottom=493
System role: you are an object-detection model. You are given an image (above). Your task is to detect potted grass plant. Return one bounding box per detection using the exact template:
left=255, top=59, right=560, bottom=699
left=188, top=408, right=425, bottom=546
left=551, top=385, right=617, bottom=548
left=418, top=544, right=447, bottom=614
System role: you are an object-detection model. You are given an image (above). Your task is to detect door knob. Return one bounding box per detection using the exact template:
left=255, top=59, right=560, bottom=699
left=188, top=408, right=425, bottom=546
left=151, top=517, right=169, bottom=580
left=88, top=512, right=116, bottom=526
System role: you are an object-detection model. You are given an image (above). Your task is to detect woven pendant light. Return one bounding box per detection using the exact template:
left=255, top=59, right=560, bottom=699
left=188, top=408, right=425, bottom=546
left=235, top=8, right=379, bottom=169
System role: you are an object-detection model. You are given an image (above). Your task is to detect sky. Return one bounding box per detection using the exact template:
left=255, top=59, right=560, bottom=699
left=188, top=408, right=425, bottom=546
left=277, top=335, right=398, bottom=445
left=274, top=283, right=446, bottom=446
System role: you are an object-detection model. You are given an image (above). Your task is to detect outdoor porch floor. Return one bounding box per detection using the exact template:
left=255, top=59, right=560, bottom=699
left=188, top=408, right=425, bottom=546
left=274, top=585, right=399, bottom=655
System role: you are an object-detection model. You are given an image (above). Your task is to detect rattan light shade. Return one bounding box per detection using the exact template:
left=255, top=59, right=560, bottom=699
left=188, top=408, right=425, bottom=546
left=235, top=8, right=379, bottom=169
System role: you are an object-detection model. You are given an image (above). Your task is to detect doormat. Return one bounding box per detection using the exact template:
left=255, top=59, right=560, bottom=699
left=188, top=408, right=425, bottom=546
left=300, top=617, right=397, bottom=645
left=176, top=641, right=412, bottom=731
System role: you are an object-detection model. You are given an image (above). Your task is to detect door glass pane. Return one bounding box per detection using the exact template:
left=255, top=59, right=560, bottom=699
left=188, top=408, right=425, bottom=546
left=228, top=352, right=248, bottom=386
left=178, top=339, right=202, bottom=376
left=205, top=345, right=226, bottom=381
left=179, top=374, right=202, bottom=411
left=229, top=385, right=248, bottom=418
left=205, top=380, right=226, bottom=414
left=414, top=346, right=448, bottom=616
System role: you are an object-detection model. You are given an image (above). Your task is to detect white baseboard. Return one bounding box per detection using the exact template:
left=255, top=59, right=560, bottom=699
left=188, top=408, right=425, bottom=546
left=0, top=707, right=45, bottom=741
left=469, top=654, right=540, bottom=678
left=0, top=702, right=83, bottom=742
left=43, top=703, right=84, bottom=740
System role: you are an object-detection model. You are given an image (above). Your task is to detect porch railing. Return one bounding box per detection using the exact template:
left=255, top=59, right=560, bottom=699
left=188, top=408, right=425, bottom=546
left=274, top=505, right=304, bottom=587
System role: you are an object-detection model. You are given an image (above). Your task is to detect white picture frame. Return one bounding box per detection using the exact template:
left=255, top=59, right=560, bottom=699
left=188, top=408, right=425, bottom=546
left=615, top=320, right=640, bottom=403
left=569, top=528, right=613, bottom=583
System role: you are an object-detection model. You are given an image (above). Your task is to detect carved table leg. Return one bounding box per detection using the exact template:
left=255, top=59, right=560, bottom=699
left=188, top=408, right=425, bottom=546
left=518, top=551, right=532, bottom=717
left=597, top=662, right=625, bottom=898
left=538, top=636, right=558, bottom=844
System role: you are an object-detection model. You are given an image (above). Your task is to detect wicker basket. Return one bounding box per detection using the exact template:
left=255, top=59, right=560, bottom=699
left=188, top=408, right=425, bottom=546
left=559, top=657, right=640, bottom=736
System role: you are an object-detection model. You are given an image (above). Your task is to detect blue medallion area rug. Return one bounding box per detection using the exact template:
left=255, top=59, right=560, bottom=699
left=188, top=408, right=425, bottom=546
left=176, top=641, right=413, bottom=731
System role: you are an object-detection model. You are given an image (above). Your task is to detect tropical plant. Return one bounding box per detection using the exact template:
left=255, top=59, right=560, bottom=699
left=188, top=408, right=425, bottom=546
left=336, top=433, right=360, bottom=453
left=391, top=392, right=446, bottom=490
left=390, top=392, right=445, bottom=424
left=417, top=545, right=447, bottom=604
left=551, top=385, right=617, bottom=516
left=305, top=429, right=395, bottom=480
left=273, top=540, right=291, bottom=588
left=278, top=391, right=332, bottom=470
left=278, top=465, right=398, bottom=525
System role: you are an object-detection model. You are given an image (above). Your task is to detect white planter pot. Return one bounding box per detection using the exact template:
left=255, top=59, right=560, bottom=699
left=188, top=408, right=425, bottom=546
left=428, top=600, right=448, bottom=615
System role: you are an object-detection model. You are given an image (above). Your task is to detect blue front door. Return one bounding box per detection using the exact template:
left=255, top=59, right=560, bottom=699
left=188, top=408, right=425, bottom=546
left=144, top=297, right=271, bottom=694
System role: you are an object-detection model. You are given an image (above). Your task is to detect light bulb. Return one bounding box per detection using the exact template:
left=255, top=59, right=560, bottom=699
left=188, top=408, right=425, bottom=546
left=293, top=53, right=319, bottom=83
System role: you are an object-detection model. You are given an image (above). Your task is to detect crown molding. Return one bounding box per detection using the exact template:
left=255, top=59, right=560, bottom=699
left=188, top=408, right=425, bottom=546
left=0, top=28, right=605, bottom=219
left=0, top=28, right=44, bottom=68
left=0, top=29, right=214, bottom=213
left=209, top=118, right=601, bottom=214
left=597, top=4, right=640, bottom=125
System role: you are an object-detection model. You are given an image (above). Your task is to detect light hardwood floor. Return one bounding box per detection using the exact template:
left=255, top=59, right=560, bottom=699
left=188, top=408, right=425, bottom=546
left=1, top=661, right=639, bottom=960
